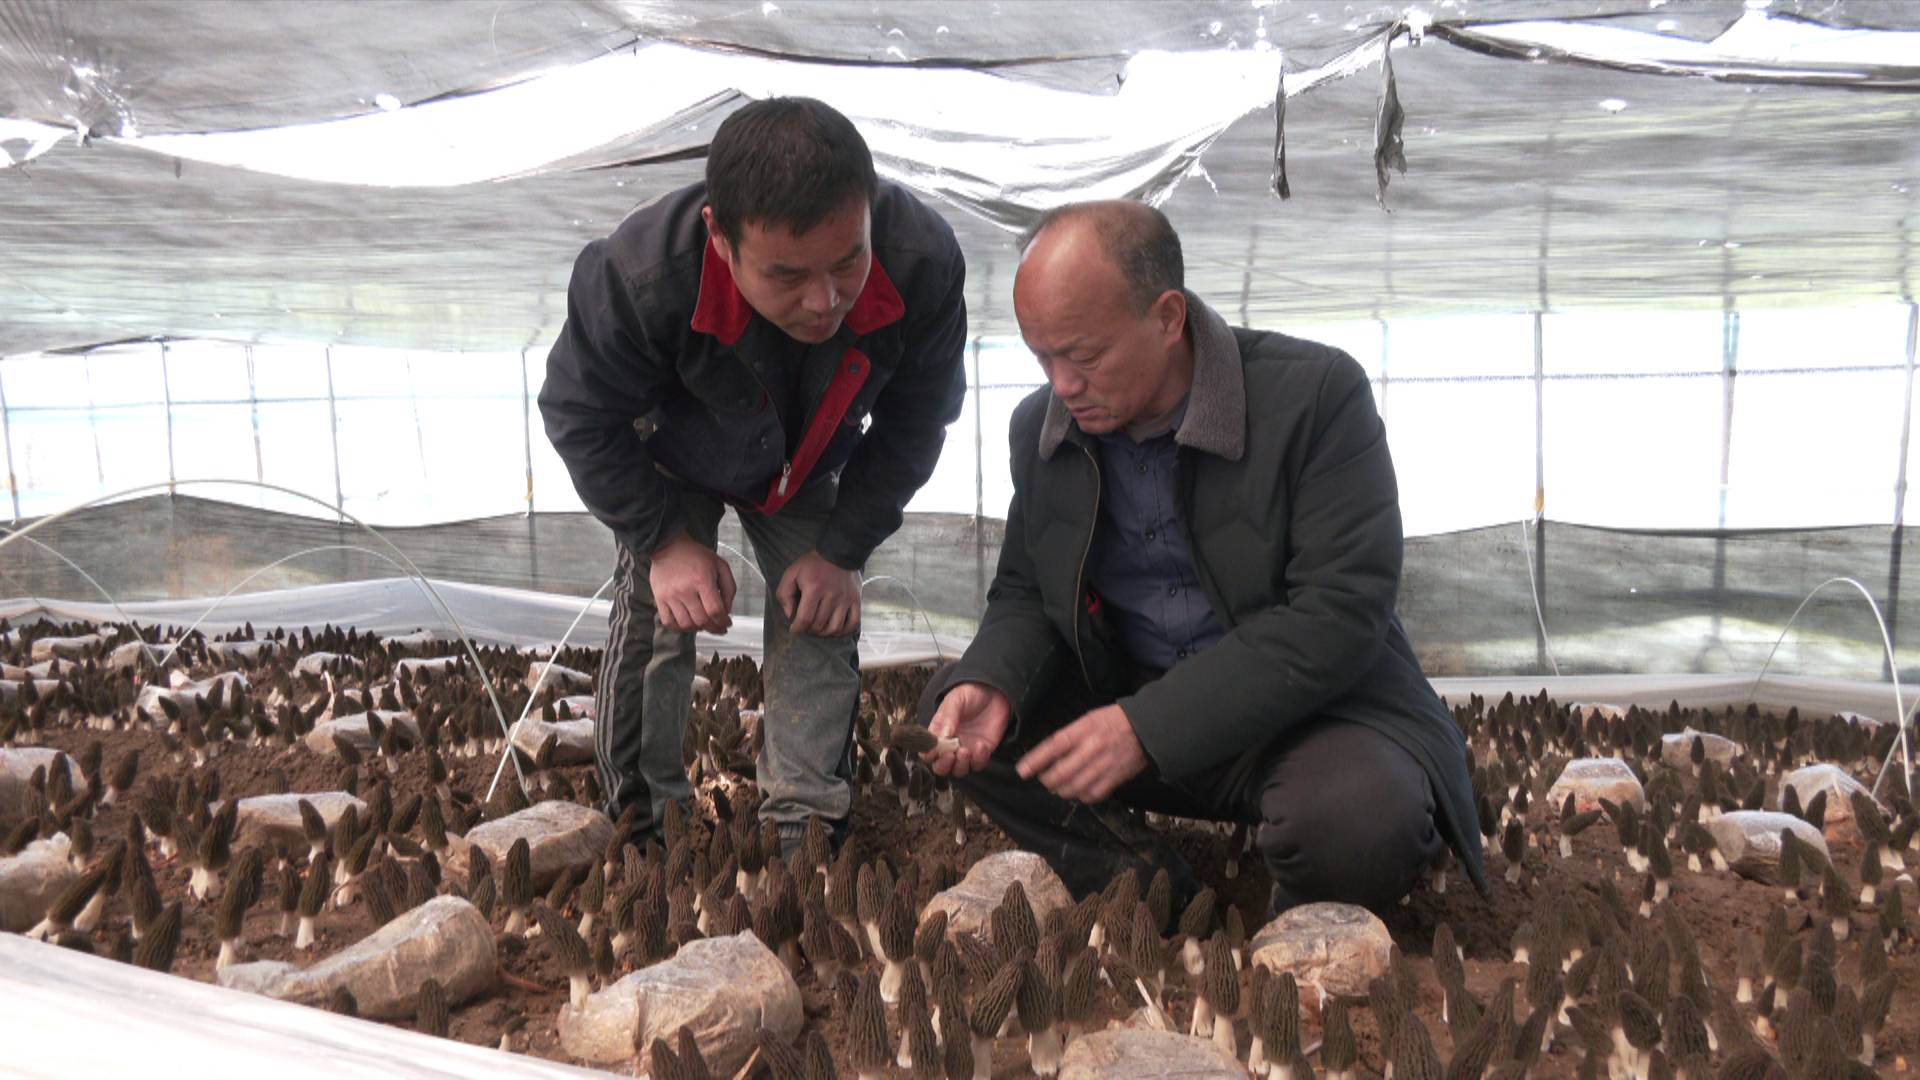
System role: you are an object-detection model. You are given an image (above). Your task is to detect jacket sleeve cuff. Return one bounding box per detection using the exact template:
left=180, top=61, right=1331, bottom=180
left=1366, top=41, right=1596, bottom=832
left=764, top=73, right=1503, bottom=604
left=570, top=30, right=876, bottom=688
left=614, top=486, right=686, bottom=556
left=813, top=530, right=871, bottom=572
left=1116, top=687, right=1204, bottom=780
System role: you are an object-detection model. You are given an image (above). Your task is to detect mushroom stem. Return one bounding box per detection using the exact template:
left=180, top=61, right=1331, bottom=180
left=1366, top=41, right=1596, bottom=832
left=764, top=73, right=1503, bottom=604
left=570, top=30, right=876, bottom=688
left=1247, top=1034, right=1268, bottom=1078
left=296, top=914, right=317, bottom=950
left=74, top=890, right=109, bottom=933
left=970, top=1036, right=992, bottom=1080
left=1028, top=1025, right=1063, bottom=1077
left=189, top=866, right=219, bottom=900
left=1210, top=1012, right=1237, bottom=1058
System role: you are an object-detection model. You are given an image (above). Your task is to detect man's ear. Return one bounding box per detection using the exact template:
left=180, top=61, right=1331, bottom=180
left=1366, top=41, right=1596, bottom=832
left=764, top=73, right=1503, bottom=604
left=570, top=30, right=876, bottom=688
left=700, top=205, right=735, bottom=265
left=1153, top=288, right=1188, bottom=343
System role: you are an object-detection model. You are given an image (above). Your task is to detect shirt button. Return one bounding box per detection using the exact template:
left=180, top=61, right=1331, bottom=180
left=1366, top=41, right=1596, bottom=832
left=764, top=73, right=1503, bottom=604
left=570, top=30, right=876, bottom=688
left=1137, top=463, right=1149, bottom=474
left=1176, top=649, right=1188, bottom=659
left=1166, top=585, right=1178, bottom=596
left=1145, top=529, right=1156, bottom=541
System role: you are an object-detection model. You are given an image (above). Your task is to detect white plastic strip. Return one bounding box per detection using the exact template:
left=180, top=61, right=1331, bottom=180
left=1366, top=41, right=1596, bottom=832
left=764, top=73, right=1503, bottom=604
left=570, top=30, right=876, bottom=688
left=0, top=116, right=68, bottom=169
left=0, top=934, right=620, bottom=1080
left=106, top=42, right=1282, bottom=228
left=1446, top=9, right=1920, bottom=88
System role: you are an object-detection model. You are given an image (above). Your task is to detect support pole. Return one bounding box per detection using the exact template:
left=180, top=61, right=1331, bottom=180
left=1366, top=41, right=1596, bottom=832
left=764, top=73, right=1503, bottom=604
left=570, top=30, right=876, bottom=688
left=1533, top=312, right=1548, bottom=675
left=324, top=346, right=344, bottom=524
left=159, top=341, right=177, bottom=498
left=1890, top=303, right=1920, bottom=680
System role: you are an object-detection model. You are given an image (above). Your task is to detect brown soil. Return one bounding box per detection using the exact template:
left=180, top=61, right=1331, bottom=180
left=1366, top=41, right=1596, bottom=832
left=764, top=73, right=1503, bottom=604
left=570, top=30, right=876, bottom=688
left=6, top=621, right=1918, bottom=1078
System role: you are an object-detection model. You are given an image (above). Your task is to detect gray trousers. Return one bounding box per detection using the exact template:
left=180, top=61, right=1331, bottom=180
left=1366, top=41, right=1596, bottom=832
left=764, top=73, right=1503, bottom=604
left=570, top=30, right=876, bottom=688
left=593, top=480, right=861, bottom=833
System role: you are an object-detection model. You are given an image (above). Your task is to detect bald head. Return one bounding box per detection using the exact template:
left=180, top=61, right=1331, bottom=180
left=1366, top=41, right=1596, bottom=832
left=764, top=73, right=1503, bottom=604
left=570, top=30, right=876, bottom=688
left=1013, top=201, right=1193, bottom=437
left=1021, top=201, right=1184, bottom=314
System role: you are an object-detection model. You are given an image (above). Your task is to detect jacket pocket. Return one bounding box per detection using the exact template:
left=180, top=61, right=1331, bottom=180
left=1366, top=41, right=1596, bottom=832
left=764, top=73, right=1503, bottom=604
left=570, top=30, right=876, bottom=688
left=648, top=391, right=779, bottom=499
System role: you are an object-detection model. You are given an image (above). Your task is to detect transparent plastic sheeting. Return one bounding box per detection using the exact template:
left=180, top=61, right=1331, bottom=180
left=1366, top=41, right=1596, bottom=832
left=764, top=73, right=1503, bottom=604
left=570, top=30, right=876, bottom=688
left=0, top=568, right=1904, bottom=718
left=0, top=934, right=622, bottom=1080
left=5, top=296, right=1916, bottom=533
left=0, top=576, right=969, bottom=666
left=0, top=572, right=1909, bottom=723
left=1432, top=672, right=1913, bottom=729
left=101, top=43, right=1281, bottom=230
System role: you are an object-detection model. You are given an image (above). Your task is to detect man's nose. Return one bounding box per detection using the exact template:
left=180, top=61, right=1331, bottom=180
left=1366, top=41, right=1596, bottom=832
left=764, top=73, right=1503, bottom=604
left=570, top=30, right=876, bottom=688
left=801, top=278, right=839, bottom=315
left=1049, top=365, right=1085, bottom=399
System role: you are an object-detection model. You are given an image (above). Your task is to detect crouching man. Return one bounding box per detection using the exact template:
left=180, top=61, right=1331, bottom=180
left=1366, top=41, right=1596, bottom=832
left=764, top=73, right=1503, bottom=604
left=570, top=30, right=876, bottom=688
left=919, top=201, right=1484, bottom=914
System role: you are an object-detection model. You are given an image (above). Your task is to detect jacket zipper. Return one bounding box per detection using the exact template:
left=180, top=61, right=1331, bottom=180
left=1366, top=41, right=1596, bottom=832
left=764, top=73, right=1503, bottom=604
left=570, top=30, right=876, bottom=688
left=777, top=461, right=792, bottom=497
left=1071, top=441, right=1101, bottom=691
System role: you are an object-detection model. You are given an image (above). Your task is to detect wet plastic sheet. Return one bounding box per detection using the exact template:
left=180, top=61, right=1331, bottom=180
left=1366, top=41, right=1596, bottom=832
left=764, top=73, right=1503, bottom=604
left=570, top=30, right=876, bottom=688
left=0, top=932, right=622, bottom=1079
left=0, top=576, right=969, bottom=666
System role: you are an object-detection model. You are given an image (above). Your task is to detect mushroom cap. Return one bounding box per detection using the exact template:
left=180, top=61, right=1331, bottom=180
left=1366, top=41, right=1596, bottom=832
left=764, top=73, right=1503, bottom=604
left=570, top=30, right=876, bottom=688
left=416, top=977, right=449, bottom=1038
left=847, top=970, right=890, bottom=1071
left=133, top=900, right=183, bottom=973
left=503, top=837, right=533, bottom=907
left=969, top=951, right=1027, bottom=1038
left=535, top=903, right=592, bottom=973
left=1014, top=952, right=1056, bottom=1031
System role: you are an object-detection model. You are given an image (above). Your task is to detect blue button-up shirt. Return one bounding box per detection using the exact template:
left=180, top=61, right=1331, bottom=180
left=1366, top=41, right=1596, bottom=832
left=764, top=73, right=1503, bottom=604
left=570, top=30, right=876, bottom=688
left=1087, top=400, right=1225, bottom=674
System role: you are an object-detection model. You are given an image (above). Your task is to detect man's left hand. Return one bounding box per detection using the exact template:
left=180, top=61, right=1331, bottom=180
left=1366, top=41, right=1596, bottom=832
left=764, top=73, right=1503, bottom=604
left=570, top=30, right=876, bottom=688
left=1015, top=704, right=1148, bottom=804
left=777, top=550, right=862, bottom=636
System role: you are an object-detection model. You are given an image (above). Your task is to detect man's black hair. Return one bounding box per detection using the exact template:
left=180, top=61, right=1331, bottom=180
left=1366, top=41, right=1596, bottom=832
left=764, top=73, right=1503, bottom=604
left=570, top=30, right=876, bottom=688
left=1021, top=201, right=1184, bottom=314
left=706, top=97, right=878, bottom=248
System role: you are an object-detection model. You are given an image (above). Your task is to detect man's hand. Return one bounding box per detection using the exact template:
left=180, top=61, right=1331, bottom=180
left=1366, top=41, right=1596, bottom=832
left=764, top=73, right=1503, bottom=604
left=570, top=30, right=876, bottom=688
left=649, top=534, right=737, bottom=634
left=777, top=550, right=861, bottom=636
left=1015, top=704, right=1148, bottom=804
left=923, top=682, right=1011, bottom=779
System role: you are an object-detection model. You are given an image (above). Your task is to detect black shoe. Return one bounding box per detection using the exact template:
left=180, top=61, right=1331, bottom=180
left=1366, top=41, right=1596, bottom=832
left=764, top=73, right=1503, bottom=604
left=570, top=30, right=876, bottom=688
left=775, top=815, right=850, bottom=864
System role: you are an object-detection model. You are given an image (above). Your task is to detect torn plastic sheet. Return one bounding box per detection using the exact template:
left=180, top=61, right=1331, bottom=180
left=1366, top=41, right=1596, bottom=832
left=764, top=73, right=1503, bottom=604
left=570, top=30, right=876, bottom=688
left=107, top=41, right=1282, bottom=230
left=1433, top=8, right=1920, bottom=88
left=0, top=115, right=64, bottom=168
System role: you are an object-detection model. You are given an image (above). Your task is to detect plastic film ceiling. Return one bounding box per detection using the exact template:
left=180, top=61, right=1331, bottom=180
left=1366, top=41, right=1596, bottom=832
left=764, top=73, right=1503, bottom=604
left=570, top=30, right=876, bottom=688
left=1, top=0, right=1917, bottom=356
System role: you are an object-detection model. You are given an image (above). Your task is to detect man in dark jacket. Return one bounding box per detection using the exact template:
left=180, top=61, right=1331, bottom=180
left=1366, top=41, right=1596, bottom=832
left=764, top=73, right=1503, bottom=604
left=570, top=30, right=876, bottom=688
left=541, top=97, right=967, bottom=850
left=920, top=200, right=1484, bottom=914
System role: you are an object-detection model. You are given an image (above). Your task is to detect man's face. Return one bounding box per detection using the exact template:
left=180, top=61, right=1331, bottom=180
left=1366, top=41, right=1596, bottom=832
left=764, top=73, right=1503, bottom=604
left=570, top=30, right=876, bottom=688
left=705, top=198, right=872, bottom=345
left=1013, top=225, right=1186, bottom=436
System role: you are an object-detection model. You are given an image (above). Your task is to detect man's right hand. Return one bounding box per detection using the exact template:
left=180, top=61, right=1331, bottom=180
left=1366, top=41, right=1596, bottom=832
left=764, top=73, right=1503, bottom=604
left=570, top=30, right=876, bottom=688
left=923, top=681, right=1011, bottom=779
left=649, top=534, right=737, bottom=635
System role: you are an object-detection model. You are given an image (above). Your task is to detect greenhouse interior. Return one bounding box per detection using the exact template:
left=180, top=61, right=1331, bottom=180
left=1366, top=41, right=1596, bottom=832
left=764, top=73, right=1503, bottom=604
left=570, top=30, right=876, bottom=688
left=3, top=1, right=1920, bottom=1077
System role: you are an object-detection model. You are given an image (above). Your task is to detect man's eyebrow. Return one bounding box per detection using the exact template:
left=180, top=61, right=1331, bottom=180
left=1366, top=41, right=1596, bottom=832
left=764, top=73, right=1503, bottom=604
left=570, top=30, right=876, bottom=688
left=766, top=242, right=866, bottom=277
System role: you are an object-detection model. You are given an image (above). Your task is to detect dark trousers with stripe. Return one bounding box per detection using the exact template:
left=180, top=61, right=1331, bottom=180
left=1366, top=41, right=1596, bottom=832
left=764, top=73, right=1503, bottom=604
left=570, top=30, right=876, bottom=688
left=916, top=662, right=1443, bottom=916
left=595, top=480, right=861, bottom=834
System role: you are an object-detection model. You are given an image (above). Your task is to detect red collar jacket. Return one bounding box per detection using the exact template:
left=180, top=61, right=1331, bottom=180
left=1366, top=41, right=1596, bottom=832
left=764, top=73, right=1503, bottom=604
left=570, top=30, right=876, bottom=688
left=539, top=179, right=968, bottom=569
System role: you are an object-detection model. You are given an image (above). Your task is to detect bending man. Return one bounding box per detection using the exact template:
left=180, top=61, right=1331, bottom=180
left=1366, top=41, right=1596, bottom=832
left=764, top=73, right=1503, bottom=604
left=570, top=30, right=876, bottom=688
left=542, top=98, right=967, bottom=853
